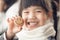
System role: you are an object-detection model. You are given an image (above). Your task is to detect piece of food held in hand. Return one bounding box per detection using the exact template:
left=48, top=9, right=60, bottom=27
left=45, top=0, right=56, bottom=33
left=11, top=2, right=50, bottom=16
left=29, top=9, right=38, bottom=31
left=15, top=16, right=24, bottom=26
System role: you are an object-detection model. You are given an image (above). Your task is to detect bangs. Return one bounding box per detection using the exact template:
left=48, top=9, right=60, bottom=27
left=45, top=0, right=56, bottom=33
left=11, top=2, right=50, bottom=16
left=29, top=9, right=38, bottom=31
left=19, top=0, right=52, bottom=16
left=21, top=0, right=48, bottom=12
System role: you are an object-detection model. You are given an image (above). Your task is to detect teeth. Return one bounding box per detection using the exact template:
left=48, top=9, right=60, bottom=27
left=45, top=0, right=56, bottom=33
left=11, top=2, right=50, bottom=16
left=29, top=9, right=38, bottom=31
left=29, top=22, right=37, bottom=25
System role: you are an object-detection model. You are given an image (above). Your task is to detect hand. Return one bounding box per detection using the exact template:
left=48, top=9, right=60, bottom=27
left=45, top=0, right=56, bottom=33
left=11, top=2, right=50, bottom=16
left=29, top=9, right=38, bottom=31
left=7, top=16, right=24, bottom=34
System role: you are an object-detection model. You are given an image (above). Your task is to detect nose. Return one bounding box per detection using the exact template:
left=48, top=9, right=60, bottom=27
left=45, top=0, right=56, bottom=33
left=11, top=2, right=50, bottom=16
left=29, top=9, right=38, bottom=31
left=28, top=12, right=36, bottom=19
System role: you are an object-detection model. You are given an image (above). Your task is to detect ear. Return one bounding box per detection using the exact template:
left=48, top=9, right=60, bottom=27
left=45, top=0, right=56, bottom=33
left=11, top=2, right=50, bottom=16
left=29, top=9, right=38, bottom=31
left=47, top=11, right=53, bottom=19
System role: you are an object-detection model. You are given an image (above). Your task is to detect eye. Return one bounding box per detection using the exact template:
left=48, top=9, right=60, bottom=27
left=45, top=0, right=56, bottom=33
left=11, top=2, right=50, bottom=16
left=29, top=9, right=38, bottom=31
left=23, top=11, right=29, bottom=14
left=36, top=11, right=41, bottom=12
left=35, top=10, right=42, bottom=13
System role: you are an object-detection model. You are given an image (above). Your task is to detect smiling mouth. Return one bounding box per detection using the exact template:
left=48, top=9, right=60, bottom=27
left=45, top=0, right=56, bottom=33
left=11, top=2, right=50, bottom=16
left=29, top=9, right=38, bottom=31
left=27, top=22, right=38, bottom=26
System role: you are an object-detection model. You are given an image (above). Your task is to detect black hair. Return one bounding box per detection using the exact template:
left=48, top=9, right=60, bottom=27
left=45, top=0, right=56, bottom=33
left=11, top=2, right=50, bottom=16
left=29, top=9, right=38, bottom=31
left=51, top=0, right=58, bottom=40
left=4, top=0, right=17, bottom=12
left=19, top=0, right=52, bottom=17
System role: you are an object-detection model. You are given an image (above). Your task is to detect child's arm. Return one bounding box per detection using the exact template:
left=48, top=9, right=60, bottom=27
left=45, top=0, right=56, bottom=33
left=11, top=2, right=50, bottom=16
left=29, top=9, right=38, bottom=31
left=5, top=16, right=23, bottom=40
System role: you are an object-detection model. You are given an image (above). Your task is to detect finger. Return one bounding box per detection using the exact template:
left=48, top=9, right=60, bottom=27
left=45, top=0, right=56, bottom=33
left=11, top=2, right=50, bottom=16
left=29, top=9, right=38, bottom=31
left=9, top=18, right=15, bottom=28
left=12, top=16, right=15, bottom=20
left=11, top=18, right=14, bottom=21
left=15, top=15, right=18, bottom=17
left=18, top=26, right=22, bottom=31
left=12, top=15, right=18, bottom=20
left=7, top=18, right=12, bottom=22
left=7, top=18, right=9, bottom=22
left=8, top=18, right=14, bottom=23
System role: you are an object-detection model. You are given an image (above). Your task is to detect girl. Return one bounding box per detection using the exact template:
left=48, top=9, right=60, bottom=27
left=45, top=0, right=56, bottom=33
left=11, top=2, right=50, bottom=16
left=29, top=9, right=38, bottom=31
left=6, top=0, right=56, bottom=40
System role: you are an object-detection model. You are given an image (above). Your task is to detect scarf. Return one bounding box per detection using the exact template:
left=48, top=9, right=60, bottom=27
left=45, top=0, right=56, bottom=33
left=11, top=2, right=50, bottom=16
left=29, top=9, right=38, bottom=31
left=16, top=22, right=56, bottom=40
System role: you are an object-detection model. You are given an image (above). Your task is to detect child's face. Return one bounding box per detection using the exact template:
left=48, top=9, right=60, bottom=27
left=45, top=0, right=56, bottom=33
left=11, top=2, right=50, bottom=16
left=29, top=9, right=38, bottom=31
left=22, top=6, right=48, bottom=30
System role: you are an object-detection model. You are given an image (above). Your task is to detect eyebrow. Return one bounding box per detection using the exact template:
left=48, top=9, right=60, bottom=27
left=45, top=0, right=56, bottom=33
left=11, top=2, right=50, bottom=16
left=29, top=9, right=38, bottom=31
left=34, top=7, right=43, bottom=10
left=23, top=6, right=44, bottom=11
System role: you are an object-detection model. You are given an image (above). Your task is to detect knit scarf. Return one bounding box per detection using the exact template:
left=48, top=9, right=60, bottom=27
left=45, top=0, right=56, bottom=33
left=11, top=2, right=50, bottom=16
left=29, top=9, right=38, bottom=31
left=16, top=22, right=56, bottom=40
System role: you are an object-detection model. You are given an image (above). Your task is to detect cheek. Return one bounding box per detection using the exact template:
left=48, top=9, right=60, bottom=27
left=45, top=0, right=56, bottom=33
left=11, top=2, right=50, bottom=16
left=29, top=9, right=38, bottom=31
left=22, top=13, right=27, bottom=19
left=22, top=14, right=28, bottom=23
left=37, top=14, right=47, bottom=25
